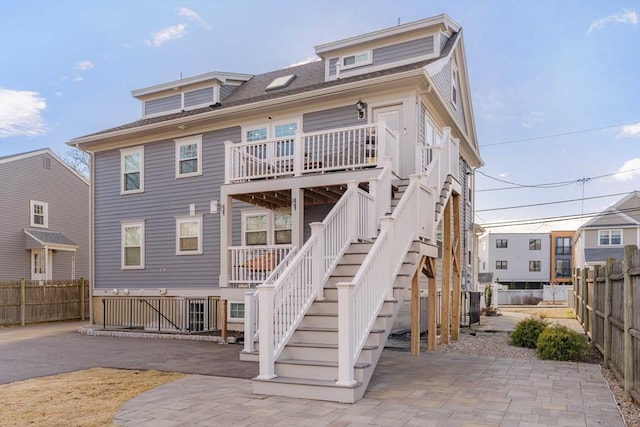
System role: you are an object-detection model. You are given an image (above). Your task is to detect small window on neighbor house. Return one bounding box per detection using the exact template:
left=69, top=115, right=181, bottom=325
left=556, top=259, right=571, bottom=278
left=599, top=230, right=622, bottom=246
left=496, top=260, right=508, bottom=270
left=496, top=239, right=508, bottom=248
left=30, top=200, right=48, bottom=228
left=555, top=237, right=571, bottom=255
left=229, top=302, right=245, bottom=320
left=121, top=146, right=144, bottom=194
left=529, top=239, right=541, bottom=250
left=122, top=220, right=145, bottom=269
left=176, top=216, right=203, bottom=255
left=175, top=136, right=202, bottom=178
left=529, top=261, right=541, bottom=272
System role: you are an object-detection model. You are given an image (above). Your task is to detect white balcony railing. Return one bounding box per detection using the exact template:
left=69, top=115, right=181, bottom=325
left=225, top=122, right=396, bottom=183
left=228, top=245, right=294, bottom=287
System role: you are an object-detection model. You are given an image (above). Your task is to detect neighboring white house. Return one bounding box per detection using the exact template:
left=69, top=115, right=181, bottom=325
left=574, top=191, right=640, bottom=268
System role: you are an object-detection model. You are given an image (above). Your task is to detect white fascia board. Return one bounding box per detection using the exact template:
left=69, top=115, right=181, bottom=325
left=131, top=71, right=253, bottom=99
left=315, top=14, right=460, bottom=56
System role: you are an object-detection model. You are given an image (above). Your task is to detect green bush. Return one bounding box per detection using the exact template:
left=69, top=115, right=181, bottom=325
left=510, top=317, right=547, bottom=348
left=536, top=325, right=589, bottom=361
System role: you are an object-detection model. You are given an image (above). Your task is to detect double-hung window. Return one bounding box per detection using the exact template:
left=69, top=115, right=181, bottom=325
left=496, top=260, right=508, bottom=270
left=242, top=210, right=292, bottom=246
left=121, top=147, right=144, bottom=194
left=599, top=230, right=622, bottom=246
left=175, top=136, right=202, bottom=178
left=121, top=220, right=144, bottom=269
left=30, top=200, right=48, bottom=228
left=496, top=239, right=508, bottom=248
left=176, top=216, right=203, bottom=255
left=529, top=261, right=541, bottom=272
left=555, top=237, right=571, bottom=254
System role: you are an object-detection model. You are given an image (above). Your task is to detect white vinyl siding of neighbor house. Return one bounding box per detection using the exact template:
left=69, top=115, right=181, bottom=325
left=0, top=152, right=89, bottom=281
left=93, top=126, right=240, bottom=289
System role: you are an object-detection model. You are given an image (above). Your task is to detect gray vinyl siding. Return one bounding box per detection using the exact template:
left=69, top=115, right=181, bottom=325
left=432, top=57, right=467, bottom=133
left=303, top=204, right=334, bottom=241
left=184, top=87, right=213, bottom=108
left=329, top=36, right=434, bottom=76
left=220, top=85, right=236, bottom=101
left=144, top=94, right=181, bottom=116
left=93, top=126, right=241, bottom=290
left=0, top=152, right=89, bottom=281
left=440, top=33, right=449, bottom=51
left=303, top=105, right=361, bottom=133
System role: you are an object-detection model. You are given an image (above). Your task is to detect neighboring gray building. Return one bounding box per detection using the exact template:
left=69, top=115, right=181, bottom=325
left=574, top=191, right=640, bottom=267
left=0, top=149, right=89, bottom=282
left=478, top=232, right=551, bottom=288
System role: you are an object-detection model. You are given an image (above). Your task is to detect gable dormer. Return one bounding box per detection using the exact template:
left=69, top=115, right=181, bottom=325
left=315, top=14, right=460, bottom=81
left=132, top=71, right=253, bottom=119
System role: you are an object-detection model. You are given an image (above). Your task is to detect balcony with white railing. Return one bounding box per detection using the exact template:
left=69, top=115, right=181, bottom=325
left=225, top=122, right=397, bottom=184
left=228, top=245, right=294, bottom=288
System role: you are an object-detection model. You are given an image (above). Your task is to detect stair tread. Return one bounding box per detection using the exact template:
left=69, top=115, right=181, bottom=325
left=297, top=326, right=386, bottom=334
left=277, top=359, right=370, bottom=369
left=287, top=342, right=378, bottom=351
left=253, top=376, right=363, bottom=389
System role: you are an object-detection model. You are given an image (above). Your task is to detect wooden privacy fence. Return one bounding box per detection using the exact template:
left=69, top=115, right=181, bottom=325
left=0, top=278, right=89, bottom=326
left=572, top=245, right=639, bottom=402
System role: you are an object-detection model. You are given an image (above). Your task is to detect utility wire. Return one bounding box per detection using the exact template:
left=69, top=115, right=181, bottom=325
left=475, top=192, right=632, bottom=213
left=480, top=121, right=639, bottom=148
left=478, top=206, right=640, bottom=229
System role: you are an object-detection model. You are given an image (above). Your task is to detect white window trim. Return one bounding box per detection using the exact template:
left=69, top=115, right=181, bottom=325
left=240, top=209, right=292, bottom=246
left=176, top=215, right=203, bottom=255
left=241, top=118, right=300, bottom=143
left=121, top=220, right=145, bottom=270
left=175, top=135, right=203, bottom=178
left=451, top=59, right=459, bottom=109
left=228, top=301, right=245, bottom=322
left=30, top=200, right=48, bottom=228
left=340, top=50, right=372, bottom=71
left=598, top=229, right=623, bottom=246
left=120, top=146, right=144, bottom=194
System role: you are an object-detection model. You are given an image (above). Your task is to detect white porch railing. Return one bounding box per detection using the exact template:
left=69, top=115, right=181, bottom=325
left=225, top=122, right=396, bottom=183
left=256, top=179, right=378, bottom=379
left=416, top=127, right=459, bottom=191
left=228, top=245, right=294, bottom=287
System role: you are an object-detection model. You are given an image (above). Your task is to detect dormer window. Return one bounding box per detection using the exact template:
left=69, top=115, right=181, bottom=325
left=340, top=51, right=372, bottom=70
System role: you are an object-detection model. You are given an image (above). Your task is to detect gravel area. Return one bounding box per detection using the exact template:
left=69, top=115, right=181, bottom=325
left=387, top=331, right=639, bottom=426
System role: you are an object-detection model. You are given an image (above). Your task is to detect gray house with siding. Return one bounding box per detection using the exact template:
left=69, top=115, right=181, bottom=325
left=0, top=149, right=89, bottom=282
left=70, top=15, right=482, bottom=402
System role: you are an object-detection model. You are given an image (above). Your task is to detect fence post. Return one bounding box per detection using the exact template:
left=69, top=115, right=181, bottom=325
left=221, top=299, right=228, bottom=343
left=80, top=278, right=86, bottom=321
left=20, top=278, right=26, bottom=326
left=623, top=245, right=635, bottom=400
left=604, top=258, right=614, bottom=369
left=582, top=267, right=589, bottom=333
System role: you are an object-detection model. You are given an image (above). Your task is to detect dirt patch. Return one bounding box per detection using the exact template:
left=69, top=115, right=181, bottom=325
left=501, top=306, right=575, bottom=319
left=0, top=368, right=185, bottom=426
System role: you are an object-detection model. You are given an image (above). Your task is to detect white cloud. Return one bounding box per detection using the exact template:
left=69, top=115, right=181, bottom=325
left=178, top=7, right=210, bottom=28
left=0, top=88, right=50, bottom=138
left=521, top=111, right=544, bottom=128
left=288, top=56, right=320, bottom=68
left=55, top=91, right=63, bottom=97
left=614, top=157, right=640, bottom=181
left=147, top=24, right=187, bottom=47
left=76, top=60, right=94, bottom=71
left=589, top=9, right=638, bottom=32
left=73, top=76, right=84, bottom=82
left=617, top=122, right=640, bottom=139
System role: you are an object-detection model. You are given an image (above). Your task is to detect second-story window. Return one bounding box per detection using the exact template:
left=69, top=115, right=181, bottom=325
left=121, top=146, right=144, bottom=194
left=175, top=136, right=203, bottom=178
left=556, top=237, right=571, bottom=254
left=30, top=200, right=48, bottom=228
left=529, top=239, right=541, bottom=250
left=599, top=230, right=622, bottom=246
left=496, top=239, right=508, bottom=248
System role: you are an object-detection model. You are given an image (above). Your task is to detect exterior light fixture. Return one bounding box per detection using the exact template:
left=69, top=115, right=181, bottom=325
left=356, top=99, right=367, bottom=119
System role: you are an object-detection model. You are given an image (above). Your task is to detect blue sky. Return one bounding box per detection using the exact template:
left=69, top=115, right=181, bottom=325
left=1, top=0, right=638, bottom=231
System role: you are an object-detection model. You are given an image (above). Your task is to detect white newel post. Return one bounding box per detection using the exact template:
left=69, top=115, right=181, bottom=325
left=379, top=216, right=396, bottom=301
left=336, top=281, right=356, bottom=386
left=310, top=222, right=326, bottom=300
left=224, top=141, right=233, bottom=184
left=294, top=130, right=304, bottom=177
left=441, top=127, right=451, bottom=183
left=244, top=291, right=256, bottom=353
left=257, top=284, right=276, bottom=379
left=347, top=181, right=357, bottom=242
left=377, top=119, right=387, bottom=159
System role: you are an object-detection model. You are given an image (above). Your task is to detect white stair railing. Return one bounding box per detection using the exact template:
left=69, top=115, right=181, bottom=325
left=256, top=180, right=378, bottom=379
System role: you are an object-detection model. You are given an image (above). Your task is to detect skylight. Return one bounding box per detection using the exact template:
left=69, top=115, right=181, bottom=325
left=266, top=74, right=296, bottom=91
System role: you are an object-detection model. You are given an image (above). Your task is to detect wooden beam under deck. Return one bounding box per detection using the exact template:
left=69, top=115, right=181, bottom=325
left=233, top=184, right=350, bottom=209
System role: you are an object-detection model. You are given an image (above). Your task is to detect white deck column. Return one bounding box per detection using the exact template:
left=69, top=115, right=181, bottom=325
left=310, top=222, right=326, bottom=300
left=291, top=187, right=304, bottom=250
left=219, top=192, right=233, bottom=287
left=257, top=284, right=276, bottom=379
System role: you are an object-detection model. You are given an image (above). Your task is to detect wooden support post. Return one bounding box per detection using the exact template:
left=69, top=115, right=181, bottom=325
left=20, top=278, right=26, bottom=326
left=441, top=200, right=452, bottom=345
left=603, top=258, right=614, bottom=369
left=221, top=299, right=228, bottom=343
left=623, top=245, right=634, bottom=400
left=80, top=277, right=86, bottom=321
left=582, top=267, right=589, bottom=332
left=451, top=194, right=462, bottom=341
left=427, top=258, right=437, bottom=351
left=411, top=256, right=428, bottom=355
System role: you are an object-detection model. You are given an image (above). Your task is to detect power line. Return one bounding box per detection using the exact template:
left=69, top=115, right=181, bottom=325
left=478, top=206, right=640, bottom=229
left=476, top=168, right=640, bottom=192
left=479, top=121, right=639, bottom=148
left=475, top=192, right=631, bottom=213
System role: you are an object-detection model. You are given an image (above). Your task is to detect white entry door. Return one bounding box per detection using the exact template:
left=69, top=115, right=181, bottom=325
left=373, top=105, right=401, bottom=174
left=31, top=249, right=53, bottom=282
